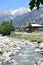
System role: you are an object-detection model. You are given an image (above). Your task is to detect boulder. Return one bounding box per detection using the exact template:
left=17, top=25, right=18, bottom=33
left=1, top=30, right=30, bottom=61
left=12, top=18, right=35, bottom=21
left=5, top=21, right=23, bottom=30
left=39, top=43, right=43, bottom=49
left=34, top=59, right=43, bottom=65
left=35, top=49, right=41, bottom=53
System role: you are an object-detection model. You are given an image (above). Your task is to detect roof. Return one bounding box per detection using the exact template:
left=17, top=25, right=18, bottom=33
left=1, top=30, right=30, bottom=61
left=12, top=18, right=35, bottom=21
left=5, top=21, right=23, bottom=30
left=31, top=24, right=42, bottom=27
left=21, top=23, right=43, bottom=28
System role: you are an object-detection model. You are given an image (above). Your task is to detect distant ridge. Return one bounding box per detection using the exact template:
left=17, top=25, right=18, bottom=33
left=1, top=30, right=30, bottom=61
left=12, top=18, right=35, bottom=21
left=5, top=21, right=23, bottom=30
left=0, top=7, right=43, bottom=26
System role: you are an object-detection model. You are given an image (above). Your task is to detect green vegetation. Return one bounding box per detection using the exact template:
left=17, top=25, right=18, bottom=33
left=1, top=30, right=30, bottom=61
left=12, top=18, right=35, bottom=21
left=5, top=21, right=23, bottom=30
left=10, top=33, right=43, bottom=42
left=0, top=21, right=15, bottom=36
left=29, top=0, right=43, bottom=10
left=28, top=23, right=32, bottom=33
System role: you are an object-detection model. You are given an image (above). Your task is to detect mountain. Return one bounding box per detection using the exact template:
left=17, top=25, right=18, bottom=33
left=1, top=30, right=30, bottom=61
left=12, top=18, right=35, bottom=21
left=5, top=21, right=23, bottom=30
left=0, top=7, right=43, bottom=26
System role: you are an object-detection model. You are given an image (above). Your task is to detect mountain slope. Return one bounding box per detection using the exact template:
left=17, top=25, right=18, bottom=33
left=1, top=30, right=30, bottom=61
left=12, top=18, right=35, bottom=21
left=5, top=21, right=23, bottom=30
left=0, top=7, right=43, bottom=26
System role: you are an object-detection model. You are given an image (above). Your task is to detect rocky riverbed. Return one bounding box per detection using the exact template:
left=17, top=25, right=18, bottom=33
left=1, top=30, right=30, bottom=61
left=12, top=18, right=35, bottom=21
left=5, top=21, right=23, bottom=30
left=34, top=42, right=43, bottom=65
left=0, top=35, right=43, bottom=65
left=0, top=35, right=30, bottom=64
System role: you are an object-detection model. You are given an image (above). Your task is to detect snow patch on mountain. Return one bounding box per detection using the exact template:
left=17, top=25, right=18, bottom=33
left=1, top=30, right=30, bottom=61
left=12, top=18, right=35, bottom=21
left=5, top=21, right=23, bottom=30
left=11, top=7, right=31, bottom=16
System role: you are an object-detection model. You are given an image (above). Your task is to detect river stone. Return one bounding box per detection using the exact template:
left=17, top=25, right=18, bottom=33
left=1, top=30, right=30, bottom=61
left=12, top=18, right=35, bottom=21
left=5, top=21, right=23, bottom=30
left=39, top=43, right=43, bottom=49
left=34, top=59, right=43, bottom=65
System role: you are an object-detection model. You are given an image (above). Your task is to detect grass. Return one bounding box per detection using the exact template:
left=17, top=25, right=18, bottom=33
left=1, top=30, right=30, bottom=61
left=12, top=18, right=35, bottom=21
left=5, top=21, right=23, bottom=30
left=10, top=33, right=43, bottom=43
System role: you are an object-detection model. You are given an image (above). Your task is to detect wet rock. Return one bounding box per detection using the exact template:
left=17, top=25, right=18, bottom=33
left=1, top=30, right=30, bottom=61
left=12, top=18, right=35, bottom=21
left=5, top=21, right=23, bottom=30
left=35, top=49, right=41, bottom=53
left=33, top=42, right=38, bottom=44
left=39, top=43, right=43, bottom=49
left=9, top=59, right=16, bottom=63
left=35, top=48, right=43, bottom=55
left=0, top=48, right=3, bottom=55
left=34, top=59, right=43, bottom=65
left=35, top=42, right=43, bottom=54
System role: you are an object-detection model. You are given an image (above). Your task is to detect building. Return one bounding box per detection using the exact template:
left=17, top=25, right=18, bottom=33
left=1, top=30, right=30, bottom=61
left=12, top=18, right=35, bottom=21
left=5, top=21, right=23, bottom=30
left=22, top=23, right=43, bottom=32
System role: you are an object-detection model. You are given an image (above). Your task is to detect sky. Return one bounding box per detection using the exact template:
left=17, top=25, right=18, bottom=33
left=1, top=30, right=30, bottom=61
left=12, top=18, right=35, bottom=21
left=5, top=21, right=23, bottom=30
left=0, top=0, right=30, bottom=10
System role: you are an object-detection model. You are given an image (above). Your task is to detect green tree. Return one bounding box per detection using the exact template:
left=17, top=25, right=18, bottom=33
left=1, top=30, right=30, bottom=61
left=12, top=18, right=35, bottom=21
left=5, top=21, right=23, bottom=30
left=28, top=23, right=32, bottom=33
left=10, top=20, right=15, bottom=31
left=0, top=21, right=15, bottom=36
left=29, top=0, right=43, bottom=10
left=28, top=23, right=32, bottom=27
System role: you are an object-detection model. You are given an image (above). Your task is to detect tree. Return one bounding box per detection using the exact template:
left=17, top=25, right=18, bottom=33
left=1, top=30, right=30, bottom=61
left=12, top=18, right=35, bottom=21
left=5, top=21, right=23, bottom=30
left=24, top=22, right=32, bottom=27
left=29, top=0, right=43, bottom=10
left=10, top=20, right=15, bottom=31
left=28, top=23, right=32, bottom=33
left=0, top=21, right=15, bottom=36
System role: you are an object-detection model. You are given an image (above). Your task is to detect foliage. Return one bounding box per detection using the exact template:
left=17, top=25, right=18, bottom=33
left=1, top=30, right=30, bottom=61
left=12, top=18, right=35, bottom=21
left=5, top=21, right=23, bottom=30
left=28, top=23, right=32, bottom=33
left=0, top=21, right=15, bottom=36
left=29, top=0, right=43, bottom=10
left=28, top=23, right=32, bottom=27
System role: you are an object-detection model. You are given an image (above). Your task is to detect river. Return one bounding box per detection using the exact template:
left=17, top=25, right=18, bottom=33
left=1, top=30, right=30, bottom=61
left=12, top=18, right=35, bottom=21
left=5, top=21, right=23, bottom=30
left=1, top=40, right=43, bottom=65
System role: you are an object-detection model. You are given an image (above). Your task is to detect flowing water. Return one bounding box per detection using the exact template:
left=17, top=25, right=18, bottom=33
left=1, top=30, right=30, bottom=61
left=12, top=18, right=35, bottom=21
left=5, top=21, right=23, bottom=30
left=1, top=40, right=43, bottom=65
